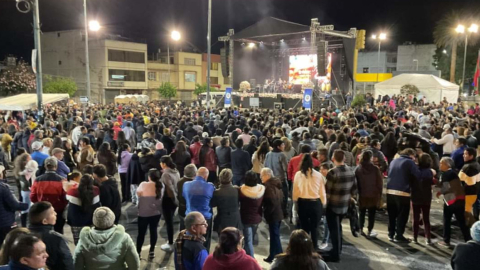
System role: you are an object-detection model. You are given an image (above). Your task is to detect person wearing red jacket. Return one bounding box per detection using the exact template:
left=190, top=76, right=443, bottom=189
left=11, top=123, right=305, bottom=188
left=189, top=135, right=203, bottom=167
left=199, top=137, right=218, bottom=184
left=30, top=157, right=68, bottom=234
left=287, top=144, right=320, bottom=182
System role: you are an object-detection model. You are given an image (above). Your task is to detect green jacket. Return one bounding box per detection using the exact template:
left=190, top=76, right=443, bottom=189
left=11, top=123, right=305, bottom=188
left=74, top=225, right=140, bottom=270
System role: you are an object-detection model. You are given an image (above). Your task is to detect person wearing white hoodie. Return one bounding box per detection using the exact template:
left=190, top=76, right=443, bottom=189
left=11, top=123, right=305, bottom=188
left=239, top=171, right=265, bottom=258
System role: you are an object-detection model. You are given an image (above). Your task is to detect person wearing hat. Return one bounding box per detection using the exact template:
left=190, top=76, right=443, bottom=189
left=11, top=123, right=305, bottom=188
left=31, top=141, right=48, bottom=172
left=451, top=220, right=480, bottom=269
left=431, top=126, right=455, bottom=157
left=152, top=142, right=167, bottom=171
left=52, top=148, right=70, bottom=178
left=30, top=157, right=68, bottom=234
left=74, top=207, right=140, bottom=270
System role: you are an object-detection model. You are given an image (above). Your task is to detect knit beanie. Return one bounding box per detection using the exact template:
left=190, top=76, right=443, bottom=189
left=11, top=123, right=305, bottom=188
left=471, top=221, right=480, bottom=242
left=93, top=207, right=115, bottom=229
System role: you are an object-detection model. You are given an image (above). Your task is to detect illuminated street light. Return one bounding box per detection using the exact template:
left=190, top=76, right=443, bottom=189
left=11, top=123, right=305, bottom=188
left=248, top=42, right=255, bottom=48
left=456, top=24, right=465, bottom=33
left=379, top=33, right=387, bottom=40
left=89, top=20, right=100, bottom=31
left=171, top=30, right=181, bottom=41
left=469, top=24, right=478, bottom=33
left=456, top=23, right=478, bottom=92
left=371, top=33, right=387, bottom=81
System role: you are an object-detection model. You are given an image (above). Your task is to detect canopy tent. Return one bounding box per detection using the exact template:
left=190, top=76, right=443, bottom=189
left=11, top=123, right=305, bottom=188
left=114, top=94, right=150, bottom=104
left=374, top=74, right=459, bottom=103
left=0, top=94, right=69, bottom=111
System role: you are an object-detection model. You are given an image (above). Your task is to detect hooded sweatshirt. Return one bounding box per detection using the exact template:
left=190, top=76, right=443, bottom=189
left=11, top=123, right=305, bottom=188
left=239, top=185, right=265, bottom=225
left=73, top=225, right=139, bottom=270
left=203, top=249, right=261, bottom=270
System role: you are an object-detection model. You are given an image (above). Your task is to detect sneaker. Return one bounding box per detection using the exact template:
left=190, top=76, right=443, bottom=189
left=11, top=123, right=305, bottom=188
left=438, top=241, right=451, bottom=248
left=425, top=239, right=433, bottom=246
left=263, top=258, right=273, bottom=264
left=413, top=237, right=418, bottom=244
left=161, top=243, right=173, bottom=252
left=148, top=251, right=155, bottom=260
left=360, top=230, right=367, bottom=237
left=394, top=236, right=411, bottom=243
left=388, top=235, right=394, bottom=242
left=368, top=230, right=378, bottom=238
left=320, top=243, right=329, bottom=250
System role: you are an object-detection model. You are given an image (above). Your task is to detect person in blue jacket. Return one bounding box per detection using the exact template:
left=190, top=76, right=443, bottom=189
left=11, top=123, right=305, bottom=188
left=174, top=212, right=209, bottom=270
left=0, top=179, right=28, bottom=249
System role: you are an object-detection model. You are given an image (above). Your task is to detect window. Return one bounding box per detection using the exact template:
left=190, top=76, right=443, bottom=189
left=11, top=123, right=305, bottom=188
left=363, top=67, right=369, bottom=73
left=108, top=50, right=145, bottom=63
left=223, top=77, right=231, bottom=84
left=387, top=67, right=397, bottom=73
left=161, top=72, right=169, bottom=82
left=210, top=62, right=218, bottom=70
left=185, top=72, right=196, bottom=82
left=148, top=72, right=156, bottom=81
left=109, top=69, right=146, bottom=82
left=184, top=58, right=196, bottom=66
left=180, top=91, right=192, bottom=100
left=209, top=77, right=218, bottom=84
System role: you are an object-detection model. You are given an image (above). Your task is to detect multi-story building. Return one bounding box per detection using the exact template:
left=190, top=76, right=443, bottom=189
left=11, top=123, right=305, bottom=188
left=396, top=43, right=437, bottom=72
left=357, top=51, right=397, bottom=74
left=201, top=53, right=231, bottom=91
left=41, top=30, right=148, bottom=103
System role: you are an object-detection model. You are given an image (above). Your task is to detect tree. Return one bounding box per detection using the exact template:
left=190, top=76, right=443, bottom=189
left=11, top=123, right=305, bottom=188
left=434, top=44, right=480, bottom=86
left=43, top=75, right=77, bottom=97
left=351, top=94, right=366, bottom=108
left=0, top=59, right=36, bottom=96
left=157, top=82, right=177, bottom=100
left=400, top=84, right=420, bottom=96
left=194, top=83, right=207, bottom=96
left=433, top=10, right=479, bottom=83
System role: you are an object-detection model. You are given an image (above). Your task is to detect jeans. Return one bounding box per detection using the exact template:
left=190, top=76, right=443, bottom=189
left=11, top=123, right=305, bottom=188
left=233, top=174, right=244, bottom=186
left=412, top=203, right=431, bottom=240
left=359, top=206, right=377, bottom=232
left=326, top=208, right=344, bottom=260
left=130, top=184, right=139, bottom=204
left=243, top=224, right=259, bottom=257
left=137, top=215, right=161, bottom=254
left=281, top=179, right=289, bottom=217
left=162, top=197, right=177, bottom=244
left=387, top=194, right=410, bottom=239
left=204, top=218, right=213, bottom=253
left=443, top=200, right=471, bottom=243
left=267, top=221, right=282, bottom=260
left=298, top=199, right=322, bottom=249
left=179, top=215, right=185, bottom=232
left=321, top=216, right=330, bottom=244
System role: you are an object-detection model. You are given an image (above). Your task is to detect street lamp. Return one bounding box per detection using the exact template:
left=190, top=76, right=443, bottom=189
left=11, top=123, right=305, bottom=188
left=372, top=32, right=387, bottom=82
left=168, top=30, right=181, bottom=83
left=89, top=20, right=101, bottom=32
left=456, top=23, right=478, bottom=92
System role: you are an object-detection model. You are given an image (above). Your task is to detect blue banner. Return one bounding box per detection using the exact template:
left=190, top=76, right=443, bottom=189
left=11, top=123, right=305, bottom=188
left=303, top=88, right=312, bottom=109
left=224, top=87, right=232, bottom=108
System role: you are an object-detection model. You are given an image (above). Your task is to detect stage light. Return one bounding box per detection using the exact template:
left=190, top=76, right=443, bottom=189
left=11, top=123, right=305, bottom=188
left=280, top=39, right=284, bottom=42
left=443, top=49, right=447, bottom=54
left=241, top=42, right=245, bottom=46
left=463, top=93, right=467, bottom=97
left=248, top=42, right=255, bottom=48
left=302, top=36, right=306, bottom=41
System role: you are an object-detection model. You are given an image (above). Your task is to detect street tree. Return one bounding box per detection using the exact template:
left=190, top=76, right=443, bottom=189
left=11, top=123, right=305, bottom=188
left=0, top=59, right=36, bottom=96
left=194, top=83, right=207, bottom=96
left=157, top=82, right=177, bottom=100
left=43, top=75, right=78, bottom=97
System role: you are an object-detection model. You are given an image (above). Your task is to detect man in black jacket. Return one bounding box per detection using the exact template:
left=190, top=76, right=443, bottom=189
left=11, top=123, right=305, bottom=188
left=93, top=164, right=122, bottom=224
left=231, top=138, right=252, bottom=186
left=28, top=201, right=74, bottom=270
left=215, top=137, right=231, bottom=174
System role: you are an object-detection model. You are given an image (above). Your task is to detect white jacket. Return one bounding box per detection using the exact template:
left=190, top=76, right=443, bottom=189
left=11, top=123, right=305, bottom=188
left=433, top=133, right=456, bottom=154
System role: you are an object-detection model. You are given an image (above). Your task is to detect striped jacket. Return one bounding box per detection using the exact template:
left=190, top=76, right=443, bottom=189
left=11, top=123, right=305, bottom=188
left=66, top=186, right=100, bottom=227
left=30, top=171, right=68, bottom=212
left=326, top=165, right=357, bottom=215
left=459, top=160, right=480, bottom=196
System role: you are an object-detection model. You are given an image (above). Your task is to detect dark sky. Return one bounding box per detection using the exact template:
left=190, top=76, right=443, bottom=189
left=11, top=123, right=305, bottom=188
left=1, top=0, right=480, bottom=62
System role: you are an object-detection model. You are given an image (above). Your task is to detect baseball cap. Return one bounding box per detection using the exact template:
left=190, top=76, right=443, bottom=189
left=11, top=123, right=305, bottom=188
left=31, top=141, right=43, bottom=151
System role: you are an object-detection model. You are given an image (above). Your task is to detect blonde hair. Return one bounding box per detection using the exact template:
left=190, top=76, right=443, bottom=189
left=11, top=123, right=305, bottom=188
left=281, top=137, right=292, bottom=152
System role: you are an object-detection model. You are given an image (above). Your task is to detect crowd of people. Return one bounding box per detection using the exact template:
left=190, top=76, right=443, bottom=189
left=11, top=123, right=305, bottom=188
left=0, top=94, right=480, bottom=269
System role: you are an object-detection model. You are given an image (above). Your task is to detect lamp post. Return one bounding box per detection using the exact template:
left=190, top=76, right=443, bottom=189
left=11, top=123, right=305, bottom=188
left=456, top=24, right=478, bottom=92
left=83, top=0, right=101, bottom=103
left=372, top=33, right=386, bottom=82
left=168, top=30, right=181, bottom=83
left=206, top=0, right=212, bottom=110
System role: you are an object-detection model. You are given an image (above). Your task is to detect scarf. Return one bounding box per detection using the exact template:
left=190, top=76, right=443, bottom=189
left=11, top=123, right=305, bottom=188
left=175, top=230, right=205, bottom=270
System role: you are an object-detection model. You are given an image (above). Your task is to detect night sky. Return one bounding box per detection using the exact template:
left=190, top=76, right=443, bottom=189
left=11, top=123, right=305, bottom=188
left=1, top=0, right=480, bottom=62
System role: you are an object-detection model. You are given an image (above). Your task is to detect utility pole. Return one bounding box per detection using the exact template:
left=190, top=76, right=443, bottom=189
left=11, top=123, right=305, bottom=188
left=83, top=0, right=91, bottom=102
left=206, top=0, right=212, bottom=110
left=32, top=0, right=43, bottom=123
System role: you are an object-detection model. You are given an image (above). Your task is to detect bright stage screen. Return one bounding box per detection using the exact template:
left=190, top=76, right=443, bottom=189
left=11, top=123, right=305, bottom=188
left=289, top=54, right=317, bottom=84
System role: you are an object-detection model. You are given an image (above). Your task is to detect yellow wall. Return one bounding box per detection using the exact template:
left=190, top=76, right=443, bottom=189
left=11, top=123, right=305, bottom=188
left=356, top=73, right=393, bottom=82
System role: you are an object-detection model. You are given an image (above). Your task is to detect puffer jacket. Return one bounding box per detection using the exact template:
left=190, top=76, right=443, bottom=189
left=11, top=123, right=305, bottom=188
left=138, top=152, right=157, bottom=174
left=262, top=177, right=284, bottom=223
left=239, top=184, right=265, bottom=225
left=73, top=225, right=139, bottom=270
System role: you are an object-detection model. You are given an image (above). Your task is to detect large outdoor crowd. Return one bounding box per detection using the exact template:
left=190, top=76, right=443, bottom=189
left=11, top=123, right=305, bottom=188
left=0, top=94, right=480, bottom=270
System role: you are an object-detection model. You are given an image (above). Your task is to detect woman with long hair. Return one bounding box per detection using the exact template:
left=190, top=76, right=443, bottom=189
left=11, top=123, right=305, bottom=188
left=411, top=153, right=434, bottom=245
left=159, top=155, right=180, bottom=252
left=17, top=159, right=37, bottom=227
left=281, top=137, right=296, bottom=164
left=271, top=229, right=330, bottom=270
left=136, top=169, right=164, bottom=259
left=97, top=142, right=117, bottom=176
left=292, top=154, right=326, bottom=250
left=66, top=174, right=101, bottom=244
left=252, top=141, right=269, bottom=175
left=381, top=131, right=398, bottom=164
left=118, top=143, right=133, bottom=203
left=62, top=139, right=77, bottom=172
left=354, top=150, right=383, bottom=238
left=203, top=227, right=261, bottom=270
left=199, top=137, right=218, bottom=184
left=116, top=130, right=127, bottom=153
left=170, top=140, right=191, bottom=177
left=0, top=227, right=31, bottom=265
left=50, top=137, right=63, bottom=156
left=243, top=135, right=257, bottom=158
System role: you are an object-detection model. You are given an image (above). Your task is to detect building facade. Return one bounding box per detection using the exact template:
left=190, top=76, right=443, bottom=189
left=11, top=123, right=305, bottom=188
left=41, top=30, right=148, bottom=103
left=396, top=44, right=437, bottom=72
left=201, top=53, right=231, bottom=90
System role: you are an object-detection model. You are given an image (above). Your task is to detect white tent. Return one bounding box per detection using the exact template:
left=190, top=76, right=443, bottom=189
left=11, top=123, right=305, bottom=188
left=0, top=94, right=70, bottom=111
left=114, top=94, right=150, bottom=104
left=374, top=74, right=459, bottom=103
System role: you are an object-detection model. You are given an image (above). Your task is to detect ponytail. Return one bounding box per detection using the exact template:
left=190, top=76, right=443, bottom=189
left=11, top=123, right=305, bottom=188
left=117, top=144, right=130, bottom=165
left=148, top=169, right=163, bottom=200
left=160, top=155, right=176, bottom=170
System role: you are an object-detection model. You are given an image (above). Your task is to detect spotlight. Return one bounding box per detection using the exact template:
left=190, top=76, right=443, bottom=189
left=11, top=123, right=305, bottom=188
left=248, top=42, right=255, bottom=48
left=302, top=37, right=306, bottom=41
left=442, top=49, right=447, bottom=54
left=241, top=42, right=245, bottom=46
left=280, top=39, right=284, bottom=42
